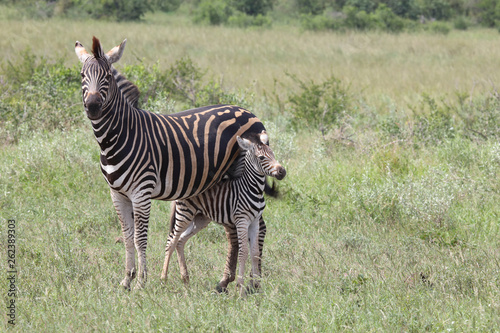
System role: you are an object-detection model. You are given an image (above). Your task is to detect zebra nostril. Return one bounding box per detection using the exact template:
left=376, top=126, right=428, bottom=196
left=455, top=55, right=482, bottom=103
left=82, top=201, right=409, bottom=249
left=275, top=167, right=286, bottom=180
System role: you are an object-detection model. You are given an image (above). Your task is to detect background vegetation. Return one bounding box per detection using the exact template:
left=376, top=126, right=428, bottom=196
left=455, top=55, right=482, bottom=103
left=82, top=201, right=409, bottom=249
left=0, top=4, right=499, bottom=331
left=5, top=0, right=500, bottom=31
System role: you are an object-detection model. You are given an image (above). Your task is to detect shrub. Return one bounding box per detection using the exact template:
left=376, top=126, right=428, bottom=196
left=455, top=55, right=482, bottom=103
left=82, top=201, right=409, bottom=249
left=231, top=0, right=272, bottom=16
left=300, top=13, right=343, bottom=31
left=228, top=12, right=272, bottom=27
left=453, top=16, right=469, bottom=30
left=343, top=6, right=376, bottom=30
left=287, top=74, right=350, bottom=133
left=455, top=93, right=500, bottom=141
left=411, top=94, right=457, bottom=144
left=0, top=52, right=82, bottom=144
left=373, top=4, right=406, bottom=32
left=194, top=0, right=233, bottom=25
left=426, top=21, right=451, bottom=34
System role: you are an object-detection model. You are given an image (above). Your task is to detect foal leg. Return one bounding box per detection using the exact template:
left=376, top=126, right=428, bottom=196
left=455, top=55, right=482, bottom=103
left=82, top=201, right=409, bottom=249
left=175, top=214, right=211, bottom=284
left=161, top=201, right=195, bottom=282
left=216, top=224, right=239, bottom=292
left=248, top=216, right=262, bottom=292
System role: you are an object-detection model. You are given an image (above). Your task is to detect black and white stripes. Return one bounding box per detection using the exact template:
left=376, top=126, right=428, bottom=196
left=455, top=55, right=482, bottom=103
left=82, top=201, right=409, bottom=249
left=75, top=37, right=266, bottom=290
left=161, top=131, right=286, bottom=295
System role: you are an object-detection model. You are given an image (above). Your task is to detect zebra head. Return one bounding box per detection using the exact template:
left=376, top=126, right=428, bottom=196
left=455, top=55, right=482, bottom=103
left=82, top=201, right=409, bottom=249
left=75, top=37, right=127, bottom=120
left=237, top=131, right=287, bottom=181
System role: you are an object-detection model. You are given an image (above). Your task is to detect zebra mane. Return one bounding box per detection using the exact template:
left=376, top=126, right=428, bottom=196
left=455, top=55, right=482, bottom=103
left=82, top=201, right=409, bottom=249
left=112, top=67, right=141, bottom=108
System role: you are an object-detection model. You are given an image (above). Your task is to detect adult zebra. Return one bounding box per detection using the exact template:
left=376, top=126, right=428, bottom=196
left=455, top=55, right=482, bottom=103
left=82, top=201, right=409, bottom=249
left=162, top=131, right=286, bottom=296
left=75, top=37, right=266, bottom=290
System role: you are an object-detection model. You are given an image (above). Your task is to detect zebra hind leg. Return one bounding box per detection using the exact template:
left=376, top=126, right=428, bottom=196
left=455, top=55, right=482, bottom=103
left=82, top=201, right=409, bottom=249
left=248, top=216, right=266, bottom=293
left=247, top=216, right=262, bottom=294
left=175, top=214, right=211, bottom=285
left=110, top=190, right=136, bottom=290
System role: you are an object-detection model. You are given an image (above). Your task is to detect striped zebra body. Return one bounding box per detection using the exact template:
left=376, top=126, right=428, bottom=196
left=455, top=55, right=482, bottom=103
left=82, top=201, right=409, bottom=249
left=162, top=132, right=286, bottom=295
left=75, top=37, right=266, bottom=290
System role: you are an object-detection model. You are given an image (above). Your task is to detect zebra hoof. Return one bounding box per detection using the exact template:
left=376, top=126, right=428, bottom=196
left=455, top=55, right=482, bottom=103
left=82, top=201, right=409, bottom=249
left=120, top=279, right=131, bottom=291
left=215, top=283, right=228, bottom=294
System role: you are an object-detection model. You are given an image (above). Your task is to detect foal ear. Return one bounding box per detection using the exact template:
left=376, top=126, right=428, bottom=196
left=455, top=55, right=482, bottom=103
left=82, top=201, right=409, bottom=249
left=259, top=131, right=269, bottom=145
left=75, top=41, right=91, bottom=63
left=106, top=39, right=127, bottom=64
left=236, top=136, right=253, bottom=151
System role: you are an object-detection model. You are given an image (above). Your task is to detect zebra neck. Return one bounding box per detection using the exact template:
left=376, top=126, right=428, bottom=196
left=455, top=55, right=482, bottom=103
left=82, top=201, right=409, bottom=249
left=239, top=157, right=266, bottom=194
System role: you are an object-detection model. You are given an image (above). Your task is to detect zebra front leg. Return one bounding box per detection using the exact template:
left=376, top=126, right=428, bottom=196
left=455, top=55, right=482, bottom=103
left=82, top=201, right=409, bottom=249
left=132, top=195, right=152, bottom=290
left=111, top=190, right=136, bottom=290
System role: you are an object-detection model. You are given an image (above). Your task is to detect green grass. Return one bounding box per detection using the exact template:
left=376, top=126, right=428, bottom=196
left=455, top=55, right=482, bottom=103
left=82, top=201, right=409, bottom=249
left=2, top=9, right=500, bottom=108
left=1, top=11, right=500, bottom=332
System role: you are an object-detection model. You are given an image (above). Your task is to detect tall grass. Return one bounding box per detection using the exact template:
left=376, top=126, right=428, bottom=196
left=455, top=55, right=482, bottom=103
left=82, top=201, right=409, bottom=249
left=2, top=9, right=500, bottom=108
left=1, top=11, right=499, bottom=331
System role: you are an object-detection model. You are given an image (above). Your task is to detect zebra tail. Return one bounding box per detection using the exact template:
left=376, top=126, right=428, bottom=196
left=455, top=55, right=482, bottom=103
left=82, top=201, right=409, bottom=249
left=264, top=178, right=279, bottom=198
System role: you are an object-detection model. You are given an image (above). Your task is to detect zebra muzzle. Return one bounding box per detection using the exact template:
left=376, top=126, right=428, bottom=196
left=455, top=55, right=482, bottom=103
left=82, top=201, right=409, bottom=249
left=274, top=166, right=286, bottom=180
left=85, top=92, right=103, bottom=119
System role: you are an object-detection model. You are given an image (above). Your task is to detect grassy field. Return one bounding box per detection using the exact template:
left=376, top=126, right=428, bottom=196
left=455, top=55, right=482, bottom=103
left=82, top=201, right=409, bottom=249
left=1, top=9, right=500, bottom=332
left=2, top=11, right=500, bottom=107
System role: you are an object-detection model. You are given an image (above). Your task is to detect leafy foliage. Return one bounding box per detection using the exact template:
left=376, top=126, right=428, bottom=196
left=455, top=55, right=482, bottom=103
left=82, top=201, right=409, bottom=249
left=287, top=74, right=350, bottom=133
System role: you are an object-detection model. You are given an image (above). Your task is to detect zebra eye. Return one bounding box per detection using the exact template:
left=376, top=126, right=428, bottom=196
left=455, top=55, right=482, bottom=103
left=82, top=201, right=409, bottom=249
left=80, top=72, right=85, bottom=78
left=258, top=156, right=265, bottom=161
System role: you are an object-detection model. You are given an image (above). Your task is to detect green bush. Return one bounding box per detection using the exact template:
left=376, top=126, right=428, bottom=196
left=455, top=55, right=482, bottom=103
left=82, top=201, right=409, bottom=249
left=231, top=0, right=272, bottom=16
left=453, top=16, right=469, bottom=30
left=426, top=21, right=451, bottom=34
left=411, top=94, right=457, bottom=144
left=343, top=6, right=376, bottom=30
left=0, top=52, right=82, bottom=144
left=287, top=74, right=350, bottom=133
left=194, top=0, right=233, bottom=25
left=456, top=93, right=500, bottom=141
left=373, top=4, right=406, bottom=32
left=300, top=13, right=343, bottom=31
left=228, top=12, right=272, bottom=27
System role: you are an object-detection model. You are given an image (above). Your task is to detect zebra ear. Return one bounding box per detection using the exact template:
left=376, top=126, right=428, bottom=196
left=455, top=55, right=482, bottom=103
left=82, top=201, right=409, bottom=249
left=91, top=36, right=105, bottom=60
left=260, top=131, right=269, bottom=145
left=75, top=41, right=91, bottom=63
left=236, top=136, right=252, bottom=151
left=106, top=39, right=127, bottom=64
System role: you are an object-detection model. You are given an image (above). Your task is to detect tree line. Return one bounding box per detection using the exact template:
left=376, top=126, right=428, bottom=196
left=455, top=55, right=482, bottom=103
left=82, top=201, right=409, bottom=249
left=3, top=0, right=500, bottom=31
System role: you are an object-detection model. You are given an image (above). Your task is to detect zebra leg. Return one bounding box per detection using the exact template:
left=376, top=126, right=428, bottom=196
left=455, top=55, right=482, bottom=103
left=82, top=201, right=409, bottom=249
left=248, top=216, right=262, bottom=292
left=217, top=224, right=239, bottom=293
left=257, top=216, right=267, bottom=279
left=131, top=195, right=152, bottom=290
left=110, top=190, right=136, bottom=290
left=217, top=217, right=267, bottom=293
left=161, top=201, right=196, bottom=283
left=175, top=214, right=211, bottom=284
left=235, top=219, right=251, bottom=297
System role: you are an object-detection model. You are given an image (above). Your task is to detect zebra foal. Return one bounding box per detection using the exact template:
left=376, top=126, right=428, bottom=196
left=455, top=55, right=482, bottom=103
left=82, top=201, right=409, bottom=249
left=162, top=131, right=286, bottom=295
left=75, top=37, right=266, bottom=290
